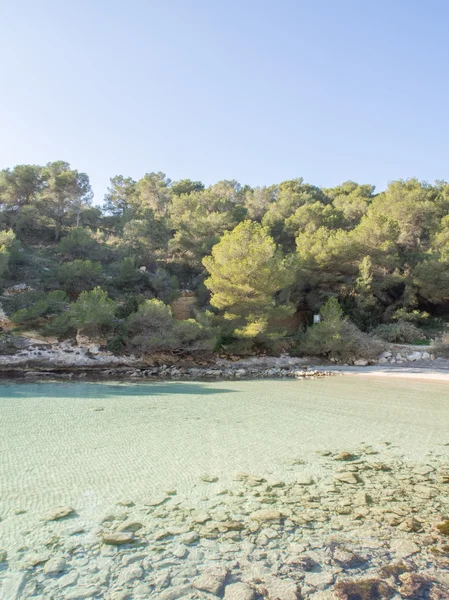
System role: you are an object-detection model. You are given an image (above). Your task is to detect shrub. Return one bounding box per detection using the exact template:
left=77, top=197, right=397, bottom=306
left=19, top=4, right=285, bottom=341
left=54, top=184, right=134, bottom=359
left=10, top=290, right=68, bottom=327
left=372, top=321, right=425, bottom=344
left=58, top=227, right=102, bottom=260
left=299, top=297, right=383, bottom=361
left=391, top=308, right=429, bottom=323
left=66, top=287, right=116, bottom=339
left=52, top=260, right=103, bottom=296
left=125, top=299, right=215, bottom=355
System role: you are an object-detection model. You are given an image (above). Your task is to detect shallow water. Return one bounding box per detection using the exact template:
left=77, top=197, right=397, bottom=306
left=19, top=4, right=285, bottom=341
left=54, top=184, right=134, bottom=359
left=1, top=377, right=448, bottom=531
left=1, top=377, right=449, bottom=598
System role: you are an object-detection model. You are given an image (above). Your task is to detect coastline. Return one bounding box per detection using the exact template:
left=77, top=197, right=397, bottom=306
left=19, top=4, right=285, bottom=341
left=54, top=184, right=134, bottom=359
left=322, top=364, right=449, bottom=382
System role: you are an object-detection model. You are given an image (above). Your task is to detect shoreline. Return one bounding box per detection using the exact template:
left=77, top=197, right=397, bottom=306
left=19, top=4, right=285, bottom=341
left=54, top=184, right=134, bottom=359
left=322, top=364, right=449, bottom=382
left=0, top=363, right=448, bottom=384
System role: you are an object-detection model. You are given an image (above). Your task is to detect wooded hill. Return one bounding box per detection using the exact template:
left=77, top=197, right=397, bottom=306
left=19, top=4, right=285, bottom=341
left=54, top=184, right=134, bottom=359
left=1, top=162, right=448, bottom=359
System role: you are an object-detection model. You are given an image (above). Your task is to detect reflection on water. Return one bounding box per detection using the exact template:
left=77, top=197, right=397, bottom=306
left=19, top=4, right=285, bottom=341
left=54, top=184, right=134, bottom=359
left=0, top=378, right=448, bottom=598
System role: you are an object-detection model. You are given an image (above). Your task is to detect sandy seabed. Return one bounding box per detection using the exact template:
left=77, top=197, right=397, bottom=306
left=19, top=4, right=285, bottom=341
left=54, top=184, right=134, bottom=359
left=0, top=377, right=449, bottom=599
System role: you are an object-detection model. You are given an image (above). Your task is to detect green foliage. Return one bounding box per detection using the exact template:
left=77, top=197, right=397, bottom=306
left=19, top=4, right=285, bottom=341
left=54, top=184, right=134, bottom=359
left=125, top=299, right=215, bottom=354
left=2, top=162, right=449, bottom=356
left=52, top=260, right=103, bottom=295
left=169, top=188, right=246, bottom=261
left=58, top=228, right=103, bottom=260
left=299, top=297, right=383, bottom=361
left=204, top=221, right=294, bottom=320
left=372, top=322, right=425, bottom=344
left=0, top=229, right=18, bottom=280
left=66, top=287, right=116, bottom=338
left=10, top=291, right=68, bottom=327
left=391, top=308, right=429, bottom=323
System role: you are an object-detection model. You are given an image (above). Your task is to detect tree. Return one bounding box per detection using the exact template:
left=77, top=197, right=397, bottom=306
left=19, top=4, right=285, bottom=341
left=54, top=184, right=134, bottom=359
left=103, top=175, right=136, bottom=222
left=244, top=186, right=276, bottom=221
left=39, top=161, right=93, bottom=240
left=66, top=287, right=116, bottom=339
left=171, top=179, right=204, bottom=196
left=10, top=291, right=69, bottom=327
left=52, top=260, right=103, bottom=296
left=0, top=165, right=43, bottom=210
left=262, top=178, right=329, bottom=247
left=58, top=228, right=103, bottom=260
left=134, top=172, right=172, bottom=217
left=203, top=221, right=295, bottom=336
left=169, top=188, right=246, bottom=261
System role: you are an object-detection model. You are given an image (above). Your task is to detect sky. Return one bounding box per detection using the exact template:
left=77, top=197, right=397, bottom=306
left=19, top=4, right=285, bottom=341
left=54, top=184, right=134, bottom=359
left=1, top=0, right=449, bottom=201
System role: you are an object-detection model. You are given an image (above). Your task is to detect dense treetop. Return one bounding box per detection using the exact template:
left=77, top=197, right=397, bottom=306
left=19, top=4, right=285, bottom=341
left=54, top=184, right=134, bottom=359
left=0, top=162, right=448, bottom=358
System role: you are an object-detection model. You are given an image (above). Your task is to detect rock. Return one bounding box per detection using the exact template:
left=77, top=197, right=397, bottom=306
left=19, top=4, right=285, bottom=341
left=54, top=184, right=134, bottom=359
left=200, top=474, right=219, bottom=483
left=0, top=549, right=7, bottom=563
left=25, top=553, right=50, bottom=567
left=65, top=587, right=102, bottom=599
left=101, top=531, right=135, bottom=545
left=59, top=571, right=79, bottom=589
left=334, top=452, right=356, bottom=461
left=193, top=567, right=228, bottom=595
left=192, top=512, right=211, bottom=524
left=333, top=548, right=363, bottom=568
left=334, top=472, right=359, bottom=485
left=304, top=572, right=334, bottom=590
left=353, top=492, right=370, bottom=506
left=224, top=582, right=256, bottom=600
left=249, top=509, right=283, bottom=522
left=158, top=585, right=193, bottom=600
left=354, top=359, right=368, bottom=366
left=117, top=565, right=144, bottom=586
left=43, top=557, right=66, bottom=576
left=180, top=531, right=199, bottom=544
left=406, top=351, right=422, bottom=361
left=146, top=495, right=168, bottom=506
left=414, top=484, right=436, bottom=499
left=116, top=520, right=143, bottom=532
left=397, top=517, right=422, bottom=532
left=296, top=474, right=314, bottom=485
left=42, top=506, right=75, bottom=521
left=263, top=577, right=301, bottom=600
left=398, top=573, right=428, bottom=597
left=414, top=465, right=435, bottom=475
left=391, top=539, right=419, bottom=558
left=116, top=499, right=135, bottom=507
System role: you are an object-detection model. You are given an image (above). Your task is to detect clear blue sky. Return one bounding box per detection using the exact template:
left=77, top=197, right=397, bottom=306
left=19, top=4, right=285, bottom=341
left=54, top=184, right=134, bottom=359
left=1, top=0, right=448, bottom=201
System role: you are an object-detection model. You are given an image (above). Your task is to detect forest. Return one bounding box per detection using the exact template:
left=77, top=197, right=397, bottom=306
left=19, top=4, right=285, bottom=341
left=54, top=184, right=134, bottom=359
left=0, top=161, right=448, bottom=360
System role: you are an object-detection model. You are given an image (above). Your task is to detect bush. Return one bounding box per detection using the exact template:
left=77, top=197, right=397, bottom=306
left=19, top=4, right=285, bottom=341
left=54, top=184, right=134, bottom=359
left=66, top=287, right=116, bottom=339
left=10, top=290, right=68, bottom=327
left=299, top=297, right=383, bottom=361
left=51, top=259, right=103, bottom=296
left=125, top=299, right=216, bottom=355
left=372, top=321, right=425, bottom=344
left=58, top=228, right=103, bottom=260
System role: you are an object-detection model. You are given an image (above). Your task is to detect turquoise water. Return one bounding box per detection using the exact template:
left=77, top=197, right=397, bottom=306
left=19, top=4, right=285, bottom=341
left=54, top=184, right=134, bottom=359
left=1, top=376, right=448, bottom=524
left=1, top=376, right=449, bottom=598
